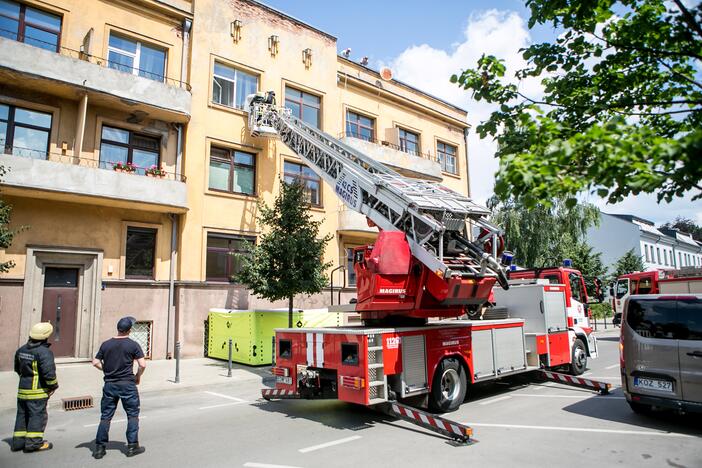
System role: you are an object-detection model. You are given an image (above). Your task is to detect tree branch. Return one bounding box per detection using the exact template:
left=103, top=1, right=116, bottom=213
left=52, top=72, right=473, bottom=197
left=656, top=58, right=702, bottom=90
left=672, top=0, right=702, bottom=38
left=589, top=32, right=702, bottom=61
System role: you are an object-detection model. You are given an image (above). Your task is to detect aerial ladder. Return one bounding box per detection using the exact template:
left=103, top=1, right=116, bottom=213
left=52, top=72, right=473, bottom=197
left=246, top=93, right=510, bottom=322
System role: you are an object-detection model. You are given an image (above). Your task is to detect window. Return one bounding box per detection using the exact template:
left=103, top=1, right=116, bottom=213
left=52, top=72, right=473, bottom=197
left=341, top=343, right=359, bottom=365
left=638, top=277, right=653, bottom=294
left=209, top=147, right=255, bottom=195
left=644, top=245, right=650, bottom=262
left=108, top=32, right=166, bottom=82
left=626, top=298, right=678, bottom=339
left=284, top=161, right=321, bottom=206
left=212, top=62, right=258, bottom=109
left=100, top=126, right=160, bottom=174
left=437, top=141, right=458, bottom=174
left=346, top=248, right=356, bottom=286
left=206, top=233, right=255, bottom=282
left=615, top=279, right=629, bottom=299
left=678, top=298, right=702, bottom=340
left=543, top=274, right=560, bottom=285
left=0, top=1, right=61, bottom=52
left=656, top=247, right=661, bottom=264
left=664, top=249, right=668, bottom=266
left=0, top=103, right=51, bottom=159
left=278, top=339, right=292, bottom=359
left=398, top=128, right=420, bottom=155
left=568, top=273, right=584, bottom=303
left=678, top=252, right=682, bottom=267
left=285, top=87, right=320, bottom=128
left=345, top=110, right=374, bottom=141
left=125, top=227, right=156, bottom=279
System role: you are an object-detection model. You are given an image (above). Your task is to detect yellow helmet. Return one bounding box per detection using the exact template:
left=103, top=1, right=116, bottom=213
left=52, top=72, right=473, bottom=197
left=29, top=322, right=54, bottom=340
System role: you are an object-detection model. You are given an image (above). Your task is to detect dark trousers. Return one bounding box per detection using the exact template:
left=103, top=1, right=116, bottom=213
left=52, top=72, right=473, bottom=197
left=12, top=398, right=49, bottom=451
left=95, top=382, right=140, bottom=446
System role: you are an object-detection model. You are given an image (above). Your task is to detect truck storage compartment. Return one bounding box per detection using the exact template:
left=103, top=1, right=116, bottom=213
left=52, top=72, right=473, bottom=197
left=471, top=322, right=527, bottom=382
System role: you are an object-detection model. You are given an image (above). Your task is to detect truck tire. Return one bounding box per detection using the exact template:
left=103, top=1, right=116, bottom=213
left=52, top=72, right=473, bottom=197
left=568, top=339, right=587, bottom=375
left=429, top=358, right=467, bottom=413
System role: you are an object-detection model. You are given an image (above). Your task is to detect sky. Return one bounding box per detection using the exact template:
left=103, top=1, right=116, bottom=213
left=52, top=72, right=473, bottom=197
left=263, top=0, right=702, bottom=226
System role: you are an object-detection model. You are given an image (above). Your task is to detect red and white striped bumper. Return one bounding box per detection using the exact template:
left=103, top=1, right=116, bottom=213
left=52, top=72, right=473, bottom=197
left=261, top=388, right=300, bottom=400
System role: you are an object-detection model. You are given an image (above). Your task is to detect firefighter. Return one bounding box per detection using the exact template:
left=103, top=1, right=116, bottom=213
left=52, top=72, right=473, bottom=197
left=12, top=322, right=58, bottom=453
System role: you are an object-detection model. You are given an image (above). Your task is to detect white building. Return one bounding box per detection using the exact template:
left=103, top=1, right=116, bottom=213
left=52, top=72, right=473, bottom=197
left=586, top=212, right=702, bottom=274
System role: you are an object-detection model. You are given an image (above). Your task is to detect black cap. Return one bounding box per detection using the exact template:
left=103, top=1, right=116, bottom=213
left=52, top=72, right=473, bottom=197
left=117, top=316, right=136, bottom=332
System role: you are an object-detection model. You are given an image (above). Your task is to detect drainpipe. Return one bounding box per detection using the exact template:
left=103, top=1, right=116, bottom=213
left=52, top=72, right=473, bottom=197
left=463, top=127, right=471, bottom=197
left=176, top=123, right=183, bottom=180
left=74, top=93, right=88, bottom=161
left=166, top=213, right=178, bottom=358
left=180, top=18, right=192, bottom=88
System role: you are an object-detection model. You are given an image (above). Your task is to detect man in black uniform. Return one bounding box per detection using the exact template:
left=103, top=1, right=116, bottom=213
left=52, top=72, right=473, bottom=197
left=92, top=316, right=147, bottom=459
left=12, top=322, right=59, bottom=453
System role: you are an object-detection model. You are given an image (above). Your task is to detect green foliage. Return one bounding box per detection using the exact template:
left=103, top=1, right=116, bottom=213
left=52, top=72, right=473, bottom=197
left=452, top=0, right=702, bottom=207
left=589, top=302, right=612, bottom=319
left=490, top=196, right=600, bottom=268
left=613, top=248, right=646, bottom=277
left=236, top=180, right=333, bottom=322
left=660, top=216, right=702, bottom=240
left=0, top=166, right=18, bottom=273
left=563, top=242, right=607, bottom=296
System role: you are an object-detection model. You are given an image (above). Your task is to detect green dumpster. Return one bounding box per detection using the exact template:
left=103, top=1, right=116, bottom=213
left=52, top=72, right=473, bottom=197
left=207, top=308, right=344, bottom=365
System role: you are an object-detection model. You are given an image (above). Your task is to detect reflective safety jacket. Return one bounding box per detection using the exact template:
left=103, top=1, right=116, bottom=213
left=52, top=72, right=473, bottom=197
left=14, top=340, right=58, bottom=400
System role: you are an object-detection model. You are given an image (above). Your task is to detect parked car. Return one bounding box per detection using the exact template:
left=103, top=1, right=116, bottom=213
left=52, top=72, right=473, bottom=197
left=620, top=294, right=702, bottom=414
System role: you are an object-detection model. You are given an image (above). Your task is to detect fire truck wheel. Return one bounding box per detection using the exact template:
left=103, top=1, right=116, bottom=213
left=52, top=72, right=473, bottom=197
left=568, top=339, right=587, bottom=375
left=429, top=358, right=467, bottom=413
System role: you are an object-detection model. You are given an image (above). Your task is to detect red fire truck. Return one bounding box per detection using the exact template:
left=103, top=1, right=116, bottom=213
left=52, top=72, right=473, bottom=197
left=247, top=95, right=606, bottom=443
left=612, top=268, right=702, bottom=316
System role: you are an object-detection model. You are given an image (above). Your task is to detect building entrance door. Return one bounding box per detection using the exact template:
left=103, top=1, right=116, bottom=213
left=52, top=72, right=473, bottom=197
left=41, top=267, right=80, bottom=357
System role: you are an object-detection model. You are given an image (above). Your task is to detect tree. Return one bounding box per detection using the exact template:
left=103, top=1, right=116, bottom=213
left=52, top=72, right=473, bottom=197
left=0, top=167, right=19, bottom=273
left=613, top=248, right=646, bottom=277
left=237, top=180, right=333, bottom=327
left=661, top=216, right=702, bottom=240
left=563, top=242, right=607, bottom=297
left=490, top=196, right=600, bottom=268
left=452, top=0, right=702, bottom=208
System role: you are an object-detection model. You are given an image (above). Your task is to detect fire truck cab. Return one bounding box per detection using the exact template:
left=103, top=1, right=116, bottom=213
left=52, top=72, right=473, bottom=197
left=612, top=270, right=661, bottom=315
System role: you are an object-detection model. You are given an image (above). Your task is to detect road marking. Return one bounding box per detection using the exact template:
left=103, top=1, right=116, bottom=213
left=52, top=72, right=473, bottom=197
left=513, top=394, right=625, bottom=400
left=605, top=364, right=620, bottom=370
left=204, top=391, right=247, bottom=402
left=298, top=435, right=362, bottom=453
left=83, top=416, right=147, bottom=428
left=479, top=396, right=512, bottom=405
left=243, top=463, right=304, bottom=468
left=199, top=401, right=249, bottom=410
left=463, top=422, right=693, bottom=438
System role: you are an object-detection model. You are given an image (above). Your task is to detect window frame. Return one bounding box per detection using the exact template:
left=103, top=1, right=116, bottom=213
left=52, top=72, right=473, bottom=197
left=397, top=127, right=420, bottom=155
left=437, top=140, right=458, bottom=175
left=285, top=86, right=321, bottom=129
left=208, top=146, right=257, bottom=196
left=346, top=247, right=357, bottom=287
left=205, top=233, right=256, bottom=283
left=107, top=31, right=167, bottom=82
left=211, top=61, right=259, bottom=110
left=124, top=226, right=157, bottom=280
left=99, top=125, right=161, bottom=171
left=283, top=160, right=322, bottom=207
left=345, top=110, right=374, bottom=141
left=0, top=102, right=52, bottom=159
left=0, top=1, right=62, bottom=52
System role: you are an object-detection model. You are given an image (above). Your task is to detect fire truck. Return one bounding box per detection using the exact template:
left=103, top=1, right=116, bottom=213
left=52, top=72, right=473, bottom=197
left=246, top=94, right=606, bottom=443
left=613, top=268, right=702, bottom=315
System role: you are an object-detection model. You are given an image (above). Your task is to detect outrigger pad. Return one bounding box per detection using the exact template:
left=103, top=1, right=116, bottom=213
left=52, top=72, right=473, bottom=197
left=376, top=401, right=473, bottom=445
left=538, top=370, right=612, bottom=394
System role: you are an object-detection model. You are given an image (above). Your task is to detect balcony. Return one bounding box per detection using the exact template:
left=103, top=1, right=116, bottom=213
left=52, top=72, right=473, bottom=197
left=0, top=152, right=187, bottom=213
left=337, top=205, right=379, bottom=236
left=339, top=134, right=442, bottom=181
left=0, top=37, right=191, bottom=122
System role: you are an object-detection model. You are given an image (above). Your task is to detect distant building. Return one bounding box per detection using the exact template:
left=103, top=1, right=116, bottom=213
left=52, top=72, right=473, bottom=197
left=586, top=212, right=702, bottom=274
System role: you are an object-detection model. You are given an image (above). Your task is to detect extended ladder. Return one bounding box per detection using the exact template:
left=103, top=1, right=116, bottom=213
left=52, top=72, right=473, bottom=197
left=247, top=99, right=508, bottom=286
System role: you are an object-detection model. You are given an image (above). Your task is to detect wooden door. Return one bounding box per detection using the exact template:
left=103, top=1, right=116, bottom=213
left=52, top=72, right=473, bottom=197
left=41, top=267, right=79, bottom=357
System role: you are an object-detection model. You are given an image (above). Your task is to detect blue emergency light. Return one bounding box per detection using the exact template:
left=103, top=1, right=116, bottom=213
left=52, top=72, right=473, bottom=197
left=563, top=258, right=573, bottom=267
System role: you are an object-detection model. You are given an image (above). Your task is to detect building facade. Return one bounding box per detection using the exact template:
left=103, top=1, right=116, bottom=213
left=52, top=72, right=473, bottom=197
left=586, top=212, right=702, bottom=275
left=0, top=0, right=471, bottom=367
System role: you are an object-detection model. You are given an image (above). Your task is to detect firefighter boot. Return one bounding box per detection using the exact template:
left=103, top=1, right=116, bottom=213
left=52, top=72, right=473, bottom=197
left=93, top=444, right=106, bottom=459
left=24, top=441, right=53, bottom=453
left=126, top=443, right=145, bottom=457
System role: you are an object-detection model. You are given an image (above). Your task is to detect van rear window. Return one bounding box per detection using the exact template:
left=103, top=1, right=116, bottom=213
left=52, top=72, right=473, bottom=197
left=627, top=298, right=702, bottom=340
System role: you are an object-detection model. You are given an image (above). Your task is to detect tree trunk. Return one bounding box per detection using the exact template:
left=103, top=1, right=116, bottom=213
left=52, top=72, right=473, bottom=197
left=288, top=295, right=293, bottom=328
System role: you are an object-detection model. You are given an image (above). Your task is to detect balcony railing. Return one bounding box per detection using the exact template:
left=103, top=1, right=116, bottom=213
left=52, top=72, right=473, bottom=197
left=2, top=146, right=186, bottom=182
left=338, top=131, right=438, bottom=163
left=0, top=28, right=191, bottom=90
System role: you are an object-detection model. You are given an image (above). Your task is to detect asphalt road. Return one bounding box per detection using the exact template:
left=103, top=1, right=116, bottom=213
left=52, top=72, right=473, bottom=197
left=1, top=331, right=700, bottom=468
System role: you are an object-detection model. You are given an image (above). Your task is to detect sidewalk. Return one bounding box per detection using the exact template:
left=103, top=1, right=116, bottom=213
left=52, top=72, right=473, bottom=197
left=0, top=357, right=269, bottom=412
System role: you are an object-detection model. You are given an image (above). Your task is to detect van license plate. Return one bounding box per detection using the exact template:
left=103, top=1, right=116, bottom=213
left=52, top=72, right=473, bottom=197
left=276, top=376, right=292, bottom=385
left=633, top=377, right=673, bottom=392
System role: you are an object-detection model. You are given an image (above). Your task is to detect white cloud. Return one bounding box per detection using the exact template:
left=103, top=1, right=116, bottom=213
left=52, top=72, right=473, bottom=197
left=384, top=9, right=702, bottom=223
